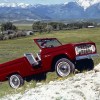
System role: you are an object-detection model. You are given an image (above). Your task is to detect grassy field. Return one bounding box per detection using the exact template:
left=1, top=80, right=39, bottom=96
left=0, top=27, right=100, bottom=98
left=14, top=24, right=33, bottom=30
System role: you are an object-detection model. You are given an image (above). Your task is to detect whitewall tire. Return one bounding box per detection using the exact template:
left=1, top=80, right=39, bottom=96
left=9, top=74, right=24, bottom=89
left=55, top=58, right=75, bottom=77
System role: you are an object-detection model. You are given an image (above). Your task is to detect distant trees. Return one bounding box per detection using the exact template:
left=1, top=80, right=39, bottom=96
left=0, top=21, right=97, bottom=41
left=1, top=22, right=17, bottom=32
left=0, top=22, right=34, bottom=41
left=32, top=21, right=46, bottom=33
left=32, top=21, right=67, bottom=33
left=66, top=22, right=95, bottom=29
left=32, top=21, right=96, bottom=33
left=48, top=22, right=66, bottom=30
left=45, top=24, right=53, bottom=33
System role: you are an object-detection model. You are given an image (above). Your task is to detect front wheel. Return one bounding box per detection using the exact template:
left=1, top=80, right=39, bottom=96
left=55, top=58, right=75, bottom=77
left=9, top=74, right=24, bottom=89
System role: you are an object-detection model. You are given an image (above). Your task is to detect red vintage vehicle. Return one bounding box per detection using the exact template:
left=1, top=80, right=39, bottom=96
left=0, top=38, right=98, bottom=88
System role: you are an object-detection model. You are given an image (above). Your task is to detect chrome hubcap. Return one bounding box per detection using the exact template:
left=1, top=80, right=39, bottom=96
left=10, top=75, right=20, bottom=88
left=57, top=62, right=70, bottom=77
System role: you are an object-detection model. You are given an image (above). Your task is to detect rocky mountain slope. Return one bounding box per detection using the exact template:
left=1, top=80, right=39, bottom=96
left=1, top=63, right=100, bottom=100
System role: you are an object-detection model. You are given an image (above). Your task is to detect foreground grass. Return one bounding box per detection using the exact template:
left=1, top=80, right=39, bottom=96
left=0, top=27, right=100, bottom=98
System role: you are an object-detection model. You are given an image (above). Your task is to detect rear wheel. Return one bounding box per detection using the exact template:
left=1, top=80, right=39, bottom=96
left=9, top=74, right=24, bottom=89
left=55, top=58, right=75, bottom=77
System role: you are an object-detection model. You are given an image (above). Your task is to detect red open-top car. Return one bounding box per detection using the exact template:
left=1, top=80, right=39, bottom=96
left=0, top=38, right=99, bottom=88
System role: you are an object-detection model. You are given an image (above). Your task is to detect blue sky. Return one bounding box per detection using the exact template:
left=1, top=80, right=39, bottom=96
left=0, top=0, right=76, bottom=5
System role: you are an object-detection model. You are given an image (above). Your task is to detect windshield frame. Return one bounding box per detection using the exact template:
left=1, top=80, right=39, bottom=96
left=34, top=38, right=62, bottom=49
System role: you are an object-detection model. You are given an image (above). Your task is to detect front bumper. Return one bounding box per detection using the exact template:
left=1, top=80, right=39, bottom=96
left=76, top=54, right=99, bottom=60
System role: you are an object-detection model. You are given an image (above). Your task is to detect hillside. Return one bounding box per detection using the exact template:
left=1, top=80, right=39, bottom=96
left=1, top=63, right=100, bottom=100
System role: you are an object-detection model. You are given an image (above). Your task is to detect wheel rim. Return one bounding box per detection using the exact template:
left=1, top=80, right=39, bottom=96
left=57, top=61, right=70, bottom=77
left=10, top=75, right=20, bottom=89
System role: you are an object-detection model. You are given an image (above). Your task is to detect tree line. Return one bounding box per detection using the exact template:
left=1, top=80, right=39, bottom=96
left=0, top=21, right=97, bottom=40
left=0, top=21, right=97, bottom=34
left=32, top=21, right=96, bottom=33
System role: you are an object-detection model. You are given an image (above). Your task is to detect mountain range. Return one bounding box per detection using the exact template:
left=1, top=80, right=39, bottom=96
left=77, top=0, right=100, bottom=9
left=0, top=1, right=100, bottom=22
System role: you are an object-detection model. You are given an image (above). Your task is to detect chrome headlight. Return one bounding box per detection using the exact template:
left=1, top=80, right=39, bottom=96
left=75, top=47, right=81, bottom=55
left=90, top=45, right=96, bottom=52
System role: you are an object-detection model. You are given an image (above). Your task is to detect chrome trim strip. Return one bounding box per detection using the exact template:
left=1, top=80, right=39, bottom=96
left=76, top=54, right=99, bottom=60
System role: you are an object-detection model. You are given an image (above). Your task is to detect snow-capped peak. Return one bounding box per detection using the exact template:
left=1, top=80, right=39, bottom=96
left=0, top=3, right=31, bottom=8
left=64, top=2, right=69, bottom=5
left=77, top=0, right=100, bottom=9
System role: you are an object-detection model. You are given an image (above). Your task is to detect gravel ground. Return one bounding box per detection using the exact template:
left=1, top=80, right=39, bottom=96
left=1, top=63, right=100, bottom=100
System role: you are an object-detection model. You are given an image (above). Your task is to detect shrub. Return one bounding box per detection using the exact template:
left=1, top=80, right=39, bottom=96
left=9, top=34, right=15, bottom=39
left=1, top=22, right=17, bottom=32
left=0, top=34, right=4, bottom=40
left=21, top=32, right=27, bottom=37
left=3, top=35, right=9, bottom=40
left=15, top=31, right=22, bottom=37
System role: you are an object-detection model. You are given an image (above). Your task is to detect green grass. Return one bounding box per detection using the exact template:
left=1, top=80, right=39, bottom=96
left=15, top=24, right=33, bottom=30
left=0, top=27, right=100, bottom=98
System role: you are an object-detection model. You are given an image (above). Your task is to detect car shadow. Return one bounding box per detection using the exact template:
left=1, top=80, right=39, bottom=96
left=25, top=73, right=47, bottom=82
left=75, top=59, right=94, bottom=72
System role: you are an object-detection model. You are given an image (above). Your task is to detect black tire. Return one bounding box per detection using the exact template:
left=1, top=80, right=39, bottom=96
left=55, top=58, right=75, bottom=77
left=76, top=59, right=94, bottom=72
left=86, top=59, right=94, bottom=70
left=9, top=74, right=24, bottom=89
